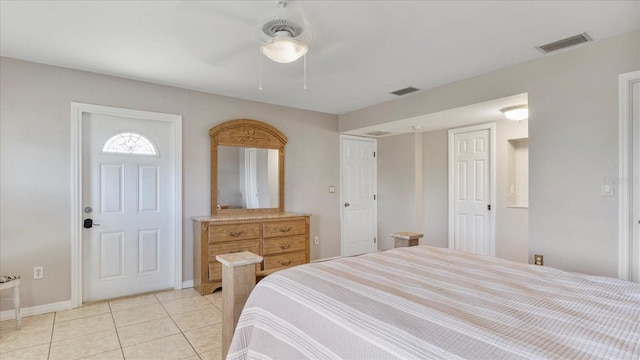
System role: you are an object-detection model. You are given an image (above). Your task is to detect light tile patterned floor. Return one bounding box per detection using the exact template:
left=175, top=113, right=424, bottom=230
left=0, top=288, right=223, bottom=360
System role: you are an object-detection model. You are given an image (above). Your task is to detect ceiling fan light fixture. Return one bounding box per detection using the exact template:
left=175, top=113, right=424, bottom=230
left=500, top=105, right=528, bottom=121
left=261, top=32, right=308, bottom=63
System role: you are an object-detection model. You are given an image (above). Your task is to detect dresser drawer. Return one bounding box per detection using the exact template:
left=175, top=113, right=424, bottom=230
left=208, top=223, right=260, bottom=243
left=207, top=239, right=261, bottom=281
left=208, top=239, right=261, bottom=258
left=263, top=220, right=306, bottom=238
left=263, top=235, right=306, bottom=256
left=263, top=251, right=306, bottom=270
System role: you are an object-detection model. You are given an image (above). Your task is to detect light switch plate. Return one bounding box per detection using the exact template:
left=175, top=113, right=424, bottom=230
left=329, top=185, right=335, bottom=193
left=601, top=183, right=614, bottom=197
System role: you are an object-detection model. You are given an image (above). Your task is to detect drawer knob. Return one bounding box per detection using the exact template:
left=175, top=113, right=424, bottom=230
left=280, top=243, right=291, bottom=249
left=279, top=260, right=292, bottom=266
left=228, top=230, right=244, bottom=237
left=278, top=227, right=292, bottom=233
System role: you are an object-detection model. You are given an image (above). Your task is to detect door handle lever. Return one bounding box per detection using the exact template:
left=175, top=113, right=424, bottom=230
left=83, top=219, right=100, bottom=229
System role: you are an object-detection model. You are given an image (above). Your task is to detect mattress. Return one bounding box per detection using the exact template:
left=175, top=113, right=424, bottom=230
left=228, top=245, right=640, bottom=359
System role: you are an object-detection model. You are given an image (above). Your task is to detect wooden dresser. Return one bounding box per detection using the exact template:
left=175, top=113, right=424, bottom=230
left=193, top=213, right=310, bottom=295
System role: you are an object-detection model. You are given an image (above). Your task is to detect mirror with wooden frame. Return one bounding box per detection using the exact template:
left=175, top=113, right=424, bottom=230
left=210, top=119, right=286, bottom=215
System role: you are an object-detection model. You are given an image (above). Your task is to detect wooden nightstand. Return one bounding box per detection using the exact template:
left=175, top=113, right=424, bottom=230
left=391, top=232, right=423, bottom=248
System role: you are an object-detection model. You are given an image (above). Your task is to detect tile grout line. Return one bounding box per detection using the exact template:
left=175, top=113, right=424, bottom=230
left=50, top=306, right=122, bottom=360
left=108, top=300, right=126, bottom=360
left=111, top=298, right=172, bottom=355
left=155, top=293, right=202, bottom=359
left=47, top=312, right=56, bottom=360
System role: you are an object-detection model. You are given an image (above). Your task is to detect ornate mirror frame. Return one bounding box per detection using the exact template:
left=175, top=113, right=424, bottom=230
left=210, top=119, right=287, bottom=215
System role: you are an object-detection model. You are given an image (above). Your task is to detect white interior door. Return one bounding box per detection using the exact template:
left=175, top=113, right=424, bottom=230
left=341, top=136, right=377, bottom=256
left=82, top=112, right=175, bottom=302
left=449, top=126, right=494, bottom=256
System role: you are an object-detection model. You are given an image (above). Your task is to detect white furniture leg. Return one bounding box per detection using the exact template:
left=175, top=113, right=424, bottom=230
left=0, top=278, right=21, bottom=329
left=13, top=280, right=21, bottom=329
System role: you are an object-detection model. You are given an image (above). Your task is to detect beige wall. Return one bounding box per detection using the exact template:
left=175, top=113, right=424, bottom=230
left=421, top=129, right=450, bottom=248
left=341, top=30, right=640, bottom=277
left=377, top=133, right=418, bottom=250
left=0, top=57, right=340, bottom=309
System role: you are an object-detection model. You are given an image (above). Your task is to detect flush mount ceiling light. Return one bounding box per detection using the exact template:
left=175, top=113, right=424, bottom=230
left=256, top=1, right=312, bottom=89
left=500, top=105, right=529, bottom=121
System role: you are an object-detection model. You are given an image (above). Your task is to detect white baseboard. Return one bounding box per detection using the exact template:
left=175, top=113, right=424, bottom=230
left=1, top=282, right=197, bottom=321
left=311, top=256, right=342, bottom=263
left=0, top=300, right=72, bottom=321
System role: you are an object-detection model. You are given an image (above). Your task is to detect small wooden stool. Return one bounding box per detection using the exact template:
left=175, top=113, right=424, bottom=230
left=390, top=232, right=424, bottom=248
left=0, top=276, right=22, bottom=329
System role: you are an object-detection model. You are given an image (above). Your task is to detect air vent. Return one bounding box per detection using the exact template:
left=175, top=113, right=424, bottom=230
left=366, top=131, right=392, bottom=137
left=390, top=87, right=420, bottom=96
left=536, top=32, right=592, bottom=53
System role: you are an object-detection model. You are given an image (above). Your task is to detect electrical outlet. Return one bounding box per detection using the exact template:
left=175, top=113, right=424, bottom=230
left=534, top=254, right=544, bottom=266
left=34, top=266, right=44, bottom=279
left=314, top=236, right=319, bottom=245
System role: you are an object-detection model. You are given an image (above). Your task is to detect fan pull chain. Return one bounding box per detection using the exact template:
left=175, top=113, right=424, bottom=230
left=258, top=50, right=263, bottom=90
left=303, top=54, right=307, bottom=90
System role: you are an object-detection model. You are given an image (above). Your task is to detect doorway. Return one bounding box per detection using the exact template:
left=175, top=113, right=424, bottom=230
left=448, top=124, right=496, bottom=256
left=71, top=103, right=182, bottom=307
left=340, top=135, right=377, bottom=256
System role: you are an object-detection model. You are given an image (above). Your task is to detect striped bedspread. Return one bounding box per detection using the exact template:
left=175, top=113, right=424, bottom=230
left=228, top=246, right=640, bottom=359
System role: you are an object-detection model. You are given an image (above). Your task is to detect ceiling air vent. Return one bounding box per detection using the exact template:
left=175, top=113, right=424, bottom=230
left=366, top=131, right=392, bottom=137
left=536, top=32, right=592, bottom=53
left=390, top=86, right=419, bottom=96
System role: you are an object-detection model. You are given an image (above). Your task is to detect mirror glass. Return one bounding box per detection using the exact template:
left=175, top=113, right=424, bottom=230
left=217, top=146, right=280, bottom=209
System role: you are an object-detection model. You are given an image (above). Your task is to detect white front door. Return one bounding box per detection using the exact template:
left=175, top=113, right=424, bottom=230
left=341, top=136, right=377, bottom=256
left=449, top=125, right=494, bottom=256
left=82, top=112, right=176, bottom=302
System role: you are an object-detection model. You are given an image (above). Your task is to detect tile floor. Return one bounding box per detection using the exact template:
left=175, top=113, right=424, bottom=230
left=0, top=288, right=223, bottom=360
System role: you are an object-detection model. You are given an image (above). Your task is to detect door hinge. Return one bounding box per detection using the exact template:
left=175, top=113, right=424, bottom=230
left=373, top=194, right=376, bottom=200
left=373, top=151, right=376, bottom=158
left=487, top=204, right=491, bottom=211
left=374, top=237, right=377, bottom=243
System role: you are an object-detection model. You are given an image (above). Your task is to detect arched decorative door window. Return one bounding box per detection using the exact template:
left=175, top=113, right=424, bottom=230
left=102, top=132, right=158, bottom=155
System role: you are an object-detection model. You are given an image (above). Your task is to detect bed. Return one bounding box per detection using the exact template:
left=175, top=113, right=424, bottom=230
left=227, top=245, right=640, bottom=359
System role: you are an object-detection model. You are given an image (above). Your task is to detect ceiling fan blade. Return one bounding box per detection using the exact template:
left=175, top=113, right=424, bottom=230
left=170, top=2, right=268, bottom=68
left=174, top=1, right=258, bottom=26
left=201, top=43, right=257, bottom=67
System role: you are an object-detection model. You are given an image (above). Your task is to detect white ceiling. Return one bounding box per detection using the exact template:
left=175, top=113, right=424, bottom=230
left=1, top=1, right=638, bottom=116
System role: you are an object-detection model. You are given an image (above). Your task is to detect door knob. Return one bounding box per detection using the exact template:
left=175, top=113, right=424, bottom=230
left=344, top=203, right=350, bottom=207
left=83, top=219, right=100, bottom=229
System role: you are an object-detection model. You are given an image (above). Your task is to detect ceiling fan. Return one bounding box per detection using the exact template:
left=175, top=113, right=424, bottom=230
left=257, top=1, right=312, bottom=64
left=175, top=0, right=312, bottom=88
left=254, top=1, right=312, bottom=89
